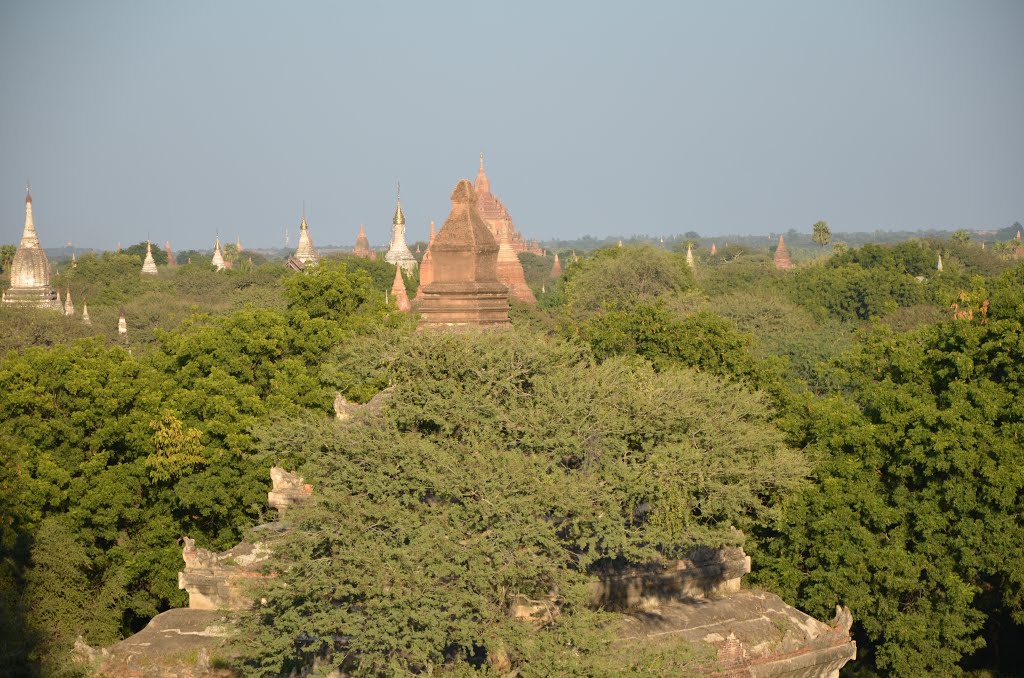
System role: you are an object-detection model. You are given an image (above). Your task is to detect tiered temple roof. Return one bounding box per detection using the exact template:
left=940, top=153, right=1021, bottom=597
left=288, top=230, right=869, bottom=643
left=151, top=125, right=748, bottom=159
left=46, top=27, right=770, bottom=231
left=473, top=154, right=531, bottom=253
left=142, top=241, right=158, bottom=275
left=2, top=186, right=61, bottom=309
left=773, top=235, right=793, bottom=271
left=384, top=192, right=417, bottom=273
left=416, top=179, right=510, bottom=328
left=495, top=219, right=536, bottom=304
left=352, top=224, right=375, bottom=259
left=294, top=213, right=319, bottom=265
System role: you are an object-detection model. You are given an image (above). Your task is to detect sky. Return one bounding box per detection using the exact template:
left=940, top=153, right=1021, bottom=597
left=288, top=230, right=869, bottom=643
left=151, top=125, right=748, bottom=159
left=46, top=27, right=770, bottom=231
left=1, top=0, right=1022, bottom=250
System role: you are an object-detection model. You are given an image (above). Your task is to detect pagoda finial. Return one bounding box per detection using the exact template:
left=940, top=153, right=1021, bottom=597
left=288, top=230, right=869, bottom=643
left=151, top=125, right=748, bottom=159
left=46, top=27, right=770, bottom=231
left=393, top=183, right=406, bottom=227
left=474, top=153, right=490, bottom=194
left=25, top=181, right=32, bottom=204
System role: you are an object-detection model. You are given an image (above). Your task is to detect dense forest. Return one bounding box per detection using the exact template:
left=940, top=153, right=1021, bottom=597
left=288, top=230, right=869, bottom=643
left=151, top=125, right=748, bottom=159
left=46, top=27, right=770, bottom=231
left=1, top=234, right=1022, bottom=676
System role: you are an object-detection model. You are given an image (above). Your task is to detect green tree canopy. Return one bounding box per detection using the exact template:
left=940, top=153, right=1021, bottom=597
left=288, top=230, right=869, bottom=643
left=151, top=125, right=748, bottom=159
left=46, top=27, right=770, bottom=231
left=237, top=328, right=807, bottom=674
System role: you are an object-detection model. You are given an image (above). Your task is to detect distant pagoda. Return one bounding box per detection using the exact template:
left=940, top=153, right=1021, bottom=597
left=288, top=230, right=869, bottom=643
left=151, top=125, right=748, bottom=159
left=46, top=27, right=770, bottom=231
left=474, top=153, right=533, bottom=253
left=165, top=241, right=177, bottom=267
left=141, top=241, right=158, bottom=275
left=211, top=237, right=226, bottom=271
left=415, top=221, right=436, bottom=300
left=416, top=179, right=510, bottom=328
left=773, top=235, right=793, bottom=271
left=352, top=224, right=375, bottom=259
left=384, top=188, right=417, bottom=273
left=294, top=211, right=319, bottom=265
left=390, top=266, right=411, bottom=312
left=2, top=185, right=62, bottom=309
left=550, top=252, right=562, bottom=278
left=495, top=220, right=536, bottom=304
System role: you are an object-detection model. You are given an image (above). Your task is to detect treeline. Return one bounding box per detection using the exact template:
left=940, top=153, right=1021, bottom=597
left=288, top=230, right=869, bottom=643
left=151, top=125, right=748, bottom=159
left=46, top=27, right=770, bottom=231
left=0, top=235, right=1021, bottom=676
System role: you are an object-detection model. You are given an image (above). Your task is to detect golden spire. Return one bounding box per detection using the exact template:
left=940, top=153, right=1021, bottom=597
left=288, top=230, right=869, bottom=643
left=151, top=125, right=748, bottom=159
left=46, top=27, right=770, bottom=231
left=393, top=182, right=405, bottom=226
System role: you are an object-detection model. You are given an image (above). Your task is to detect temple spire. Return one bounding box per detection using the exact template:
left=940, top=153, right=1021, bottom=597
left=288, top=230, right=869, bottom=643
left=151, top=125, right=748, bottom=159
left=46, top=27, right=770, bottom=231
left=294, top=208, right=319, bottom=265
left=474, top=152, right=490, bottom=194
left=550, top=252, right=563, bottom=278
left=384, top=183, right=417, bottom=273
left=686, top=243, right=695, bottom=269
left=773, top=235, right=793, bottom=271
left=211, top=237, right=226, bottom=271
left=82, top=301, right=91, bottom=325
left=391, top=266, right=411, bottom=312
left=64, top=288, right=74, bottom=316
left=142, top=240, right=158, bottom=275
left=3, top=183, right=61, bottom=309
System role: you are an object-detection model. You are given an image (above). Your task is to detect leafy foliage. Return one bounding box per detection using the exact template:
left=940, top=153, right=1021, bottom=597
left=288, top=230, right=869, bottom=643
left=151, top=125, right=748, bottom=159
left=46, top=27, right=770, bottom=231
left=237, top=328, right=806, bottom=674
left=755, top=266, right=1024, bottom=674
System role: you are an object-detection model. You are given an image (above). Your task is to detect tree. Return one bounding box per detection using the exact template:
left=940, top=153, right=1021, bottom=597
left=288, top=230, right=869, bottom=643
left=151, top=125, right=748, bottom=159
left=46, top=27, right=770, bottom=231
left=812, top=220, right=832, bottom=249
left=238, top=328, right=807, bottom=674
left=0, top=244, right=16, bottom=273
left=755, top=268, right=1024, bottom=674
left=952, top=229, right=971, bottom=243
left=560, top=245, right=695, bottom=320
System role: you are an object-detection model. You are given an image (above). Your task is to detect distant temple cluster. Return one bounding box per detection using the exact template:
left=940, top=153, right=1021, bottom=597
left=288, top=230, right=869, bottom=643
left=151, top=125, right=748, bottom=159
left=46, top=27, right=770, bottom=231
left=3, top=156, right=557, bottom=329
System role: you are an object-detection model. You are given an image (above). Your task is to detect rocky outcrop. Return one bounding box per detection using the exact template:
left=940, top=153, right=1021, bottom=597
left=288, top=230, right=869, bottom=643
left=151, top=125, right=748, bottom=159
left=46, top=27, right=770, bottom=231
left=590, top=545, right=856, bottom=677
left=619, top=592, right=855, bottom=678
left=267, top=467, right=312, bottom=513
left=589, top=545, right=750, bottom=610
left=177, top=537, right=270, bottom=611
left=85, top=609, right=234, bottom=678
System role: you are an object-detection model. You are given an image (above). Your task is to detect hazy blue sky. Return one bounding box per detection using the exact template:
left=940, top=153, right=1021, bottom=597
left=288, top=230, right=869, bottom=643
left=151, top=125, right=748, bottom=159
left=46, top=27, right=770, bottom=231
left=1, top=0, right=1022, bottom=249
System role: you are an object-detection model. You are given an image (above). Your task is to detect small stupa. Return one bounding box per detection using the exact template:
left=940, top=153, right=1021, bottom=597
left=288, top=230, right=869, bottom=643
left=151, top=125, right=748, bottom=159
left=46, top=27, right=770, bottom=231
left=118, top=307, right=127, bottom=337
left=416, top=179, right=510, bottom=328
left=550, top=252, right=563, bottom=278
left=141, top=241, right=158, bottom=275
left=82, top=301, right=91, bottom=325
left=773, top=235, right=793, bottom=271
left=165, top=241, right=177, bottom=267
left=211, top=237, right=226, bottom=271
left=64, top=288, right=74, bottom=316
left=294, top=210, right=319, bottom=265
left=495, top=221, right=536, bottom=304
left=686, top=243, right=695, bottom=269
left=415, top=222, right=436, bottom=300
left=384, top=186, right=417, bottom=273
left=936, top=254, right=944, bottom=272
left=2, top=185, right=62, bottom=309
left=391, top=266, right=411, bottom=312
left=235, top=236, right=243, bottom=253
left=352, top=224, right=374, bottom=259
left=711, top=243, right=717, bottom=256
left=71, top=252, right=77, bottom=268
